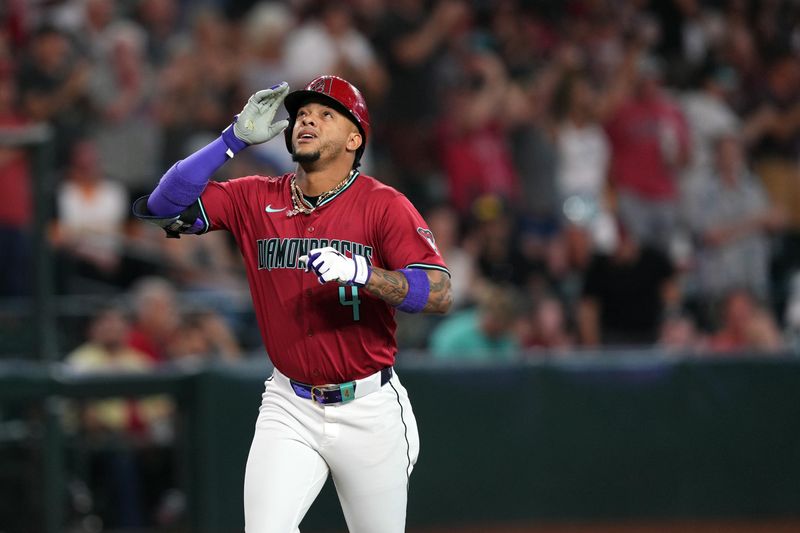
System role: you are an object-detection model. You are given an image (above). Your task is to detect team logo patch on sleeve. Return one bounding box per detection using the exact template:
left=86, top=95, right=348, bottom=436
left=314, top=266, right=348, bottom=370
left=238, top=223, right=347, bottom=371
left=417, top=227, right=440, bottom=255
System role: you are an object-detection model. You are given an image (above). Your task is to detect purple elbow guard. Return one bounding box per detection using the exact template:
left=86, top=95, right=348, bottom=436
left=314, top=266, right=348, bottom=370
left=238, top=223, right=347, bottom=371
left=395, top=269, right=430, bottom=313
left=132, top=195, right=208, bottom=238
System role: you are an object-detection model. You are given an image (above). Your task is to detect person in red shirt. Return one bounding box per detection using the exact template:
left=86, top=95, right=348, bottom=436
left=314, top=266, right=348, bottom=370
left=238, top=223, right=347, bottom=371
left=605, top=56, right=690, bottom=252
left=436, top=51, right=521, bottom=214
left=134, top=76, right=452, bottom=532
left=0, top=71, right=32, bottom=296
left=125, top=277, right=180, bottom=364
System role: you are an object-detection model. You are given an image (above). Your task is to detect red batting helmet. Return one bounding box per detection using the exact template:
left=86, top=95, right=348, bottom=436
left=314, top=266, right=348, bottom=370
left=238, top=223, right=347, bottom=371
left=283, top=75, right=371, bottom=167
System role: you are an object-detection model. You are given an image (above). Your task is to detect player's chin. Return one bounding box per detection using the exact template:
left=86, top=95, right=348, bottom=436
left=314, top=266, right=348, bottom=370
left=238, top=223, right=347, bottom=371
left=292, top=147, right=322, bottom=163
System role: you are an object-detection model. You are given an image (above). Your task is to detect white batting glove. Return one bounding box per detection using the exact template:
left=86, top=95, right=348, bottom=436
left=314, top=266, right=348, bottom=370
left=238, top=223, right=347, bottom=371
left=299, top=247, right=371, bottom=286
left=232, top=82, right=290, bottom=145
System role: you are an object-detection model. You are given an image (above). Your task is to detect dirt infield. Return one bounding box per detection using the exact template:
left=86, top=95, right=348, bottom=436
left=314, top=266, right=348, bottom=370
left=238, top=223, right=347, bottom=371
left=406, top=519, right=800, bottom=533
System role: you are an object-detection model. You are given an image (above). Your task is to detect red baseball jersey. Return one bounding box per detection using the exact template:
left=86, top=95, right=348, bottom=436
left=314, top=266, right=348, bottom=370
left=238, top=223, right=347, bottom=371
left=197, top=171, right=449, bottom=384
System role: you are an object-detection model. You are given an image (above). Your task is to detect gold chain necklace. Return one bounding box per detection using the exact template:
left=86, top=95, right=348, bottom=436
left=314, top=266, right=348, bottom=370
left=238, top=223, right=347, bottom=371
left=287, top=170, right=355, bottom=217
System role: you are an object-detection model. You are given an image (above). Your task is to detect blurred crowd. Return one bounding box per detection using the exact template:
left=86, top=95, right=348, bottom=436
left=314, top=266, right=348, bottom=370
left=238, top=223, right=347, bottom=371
left=1, top=0, right=800, bottom=363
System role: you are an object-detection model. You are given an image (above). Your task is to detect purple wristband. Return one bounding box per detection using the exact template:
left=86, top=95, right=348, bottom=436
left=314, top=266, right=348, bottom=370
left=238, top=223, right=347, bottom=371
left=395, top=269, right=430, bottom=313
left=221, top=118, right=248, bottom=155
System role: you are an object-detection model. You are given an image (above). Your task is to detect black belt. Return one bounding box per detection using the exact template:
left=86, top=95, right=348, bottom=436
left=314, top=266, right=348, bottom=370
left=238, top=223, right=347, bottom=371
left=290, top=367, right=393, bottom=405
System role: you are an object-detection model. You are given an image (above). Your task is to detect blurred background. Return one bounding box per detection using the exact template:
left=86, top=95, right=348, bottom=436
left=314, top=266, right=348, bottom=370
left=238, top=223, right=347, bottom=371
left=1, top=0, right=800, bottom=532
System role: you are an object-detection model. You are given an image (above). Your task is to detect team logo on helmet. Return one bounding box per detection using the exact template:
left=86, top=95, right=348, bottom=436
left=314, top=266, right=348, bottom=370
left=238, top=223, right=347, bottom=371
left=417, top=227, right=439, bottom=255
left=308, top=77, right=333, bottom=95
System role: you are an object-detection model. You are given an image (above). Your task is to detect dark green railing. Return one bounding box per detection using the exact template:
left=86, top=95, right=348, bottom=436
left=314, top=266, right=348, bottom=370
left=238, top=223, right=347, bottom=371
left=2, top=353, right=800, bottom=533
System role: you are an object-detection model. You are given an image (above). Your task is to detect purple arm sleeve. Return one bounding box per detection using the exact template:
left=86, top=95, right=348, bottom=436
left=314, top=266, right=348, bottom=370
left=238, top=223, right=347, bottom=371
left=146, top=125, right=247, bottom=216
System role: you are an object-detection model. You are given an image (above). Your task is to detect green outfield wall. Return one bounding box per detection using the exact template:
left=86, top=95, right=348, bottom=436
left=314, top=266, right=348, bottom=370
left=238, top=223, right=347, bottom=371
left=1, top=354, right=800, bottom=532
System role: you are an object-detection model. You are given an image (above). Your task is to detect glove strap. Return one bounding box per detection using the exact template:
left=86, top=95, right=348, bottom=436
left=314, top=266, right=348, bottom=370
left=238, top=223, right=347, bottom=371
left=352, top=254, right=371, bottom=287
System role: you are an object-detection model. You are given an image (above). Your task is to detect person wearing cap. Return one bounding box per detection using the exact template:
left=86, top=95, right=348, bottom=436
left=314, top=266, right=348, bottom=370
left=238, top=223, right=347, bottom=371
left=133, top=77, right=452, bottom=532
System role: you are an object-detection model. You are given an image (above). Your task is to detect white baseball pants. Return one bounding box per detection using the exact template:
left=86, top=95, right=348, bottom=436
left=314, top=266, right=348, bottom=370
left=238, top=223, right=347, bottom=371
left=243, top=368, right=420, bottom=533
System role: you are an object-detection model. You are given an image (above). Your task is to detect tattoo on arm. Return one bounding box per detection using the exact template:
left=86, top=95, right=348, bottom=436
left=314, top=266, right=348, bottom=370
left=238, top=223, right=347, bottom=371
left=364, top=268, right=453, bottom=314
left=365, top=268, right=409, bottom=307
left=423, top=270, right=453, bottom=314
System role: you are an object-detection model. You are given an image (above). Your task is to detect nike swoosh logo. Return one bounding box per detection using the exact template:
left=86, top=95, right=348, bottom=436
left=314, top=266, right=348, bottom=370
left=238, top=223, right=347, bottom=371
left=265, top=205, right=286, bottom=213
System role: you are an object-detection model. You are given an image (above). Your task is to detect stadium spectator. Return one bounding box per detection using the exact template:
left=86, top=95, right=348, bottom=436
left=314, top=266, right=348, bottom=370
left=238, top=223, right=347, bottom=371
left=74, top=0, right=118, bottom=61
left=553, top=70, right=612, bottom=270
left=680, top=63, right=746, bottom=188
left=155, top=7, right=239, bottom=167
left=87, top=23, right=161, bottom=197
left=651, top=0, right=725, bottom=84
left=578, top=219, right=679, bottom=347
left=157, top=222, right=245, bottom=296
left=236, top=2, right=296, bottom=174
left=167, top=311, right=242, bottom=364
left=239, top=2, right=294, bottom=94
left=658, top=312, right=704, bottom=353
left=373, top=0, right=470, bottom=201
left=52, top=139, right=128, bottom=292
left=518, top=295, right=574, bottom=353
left=126, top=277, right=180, bottom=364
left=424, top=203, right=477, bottom=309
left=0, top=70, right=32, bottom=297
left=748, top=53, right=800, bottom=231
left=429, top=283, right=519, bottom=361
left=136, top=0, right=181, bottom=68
left=684, top=134, right=786, bottom=318
left=467, top=195, right=542, bottom=290
left=436, top=50, right=521, bottom=214
left=283, top=1, right=386, bottom=100
left=707, top=288, right=784, bottom=353
left=66, top=306, right=172, bottom=439
left=719, top=1, right=762, bottom=107
left=18, top=25, right=91, bottom=168
left=604, top=54, right=690, bottom=253
left=488, top=0, right=546, bottom=80
left=65, top=305, right=173, bottom=528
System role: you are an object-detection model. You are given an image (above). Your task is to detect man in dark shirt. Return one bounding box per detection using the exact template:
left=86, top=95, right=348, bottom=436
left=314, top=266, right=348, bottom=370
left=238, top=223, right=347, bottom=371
left=578, top=221, right=678, bottom=347
left=18, top=26, right=90, bottom=167
left=373, top=0, right=470, bottom=204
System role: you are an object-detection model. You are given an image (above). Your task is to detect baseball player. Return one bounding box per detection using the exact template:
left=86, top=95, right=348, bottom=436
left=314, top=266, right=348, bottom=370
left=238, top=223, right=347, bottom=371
left=133, top=76, right=452, bottom=532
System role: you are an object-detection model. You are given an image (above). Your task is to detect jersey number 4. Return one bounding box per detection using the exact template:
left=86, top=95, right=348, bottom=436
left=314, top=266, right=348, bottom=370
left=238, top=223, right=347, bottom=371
left=339, top=286, right=361, bottom=321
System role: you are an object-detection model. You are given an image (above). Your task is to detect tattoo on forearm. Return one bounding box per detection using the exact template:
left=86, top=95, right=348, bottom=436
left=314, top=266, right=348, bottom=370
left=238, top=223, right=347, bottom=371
left=424, top=272, right=452, bottom=313
left=365, top=268, right=409, bottom=307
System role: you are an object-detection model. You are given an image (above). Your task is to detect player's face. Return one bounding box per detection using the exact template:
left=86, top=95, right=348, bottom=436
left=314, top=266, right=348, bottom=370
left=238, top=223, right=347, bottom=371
left=291, top=102, right=361, bottom=165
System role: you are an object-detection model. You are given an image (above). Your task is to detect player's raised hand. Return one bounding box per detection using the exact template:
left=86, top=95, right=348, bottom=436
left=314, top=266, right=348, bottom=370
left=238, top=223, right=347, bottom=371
left=232, top=82, right=291, bottom=145
left=299, top=247, right=371, bottom=287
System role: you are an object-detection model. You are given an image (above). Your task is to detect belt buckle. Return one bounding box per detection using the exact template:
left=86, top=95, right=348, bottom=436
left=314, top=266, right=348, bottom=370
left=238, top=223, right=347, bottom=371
left=310, top=384, right=340, bottom=405
left=310, top=382, right=356, bottom=405
left=310, top=385, right=329, bottom=405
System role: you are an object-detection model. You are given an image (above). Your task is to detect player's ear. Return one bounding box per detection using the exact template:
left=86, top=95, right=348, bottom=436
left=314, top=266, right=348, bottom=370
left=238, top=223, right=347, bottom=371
left=346, top=131, right=362, bottom=152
